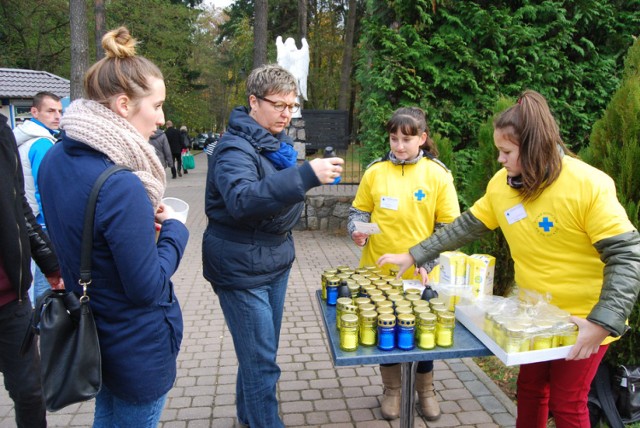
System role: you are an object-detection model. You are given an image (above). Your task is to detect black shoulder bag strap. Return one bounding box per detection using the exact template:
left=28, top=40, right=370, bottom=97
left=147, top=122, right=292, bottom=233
left=595, top=362, right=625, bottom=428
left=79, top=165, right=131, bottom=295
left=20, top=164, right=130, bottom=355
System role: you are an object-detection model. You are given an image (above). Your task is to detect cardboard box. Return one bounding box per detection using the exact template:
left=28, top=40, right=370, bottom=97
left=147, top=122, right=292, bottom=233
left=439, top=251, right=467, bottom=285
left=466, top=254, right=495, bottom=298
left=456, top=304, right=572, bottom=366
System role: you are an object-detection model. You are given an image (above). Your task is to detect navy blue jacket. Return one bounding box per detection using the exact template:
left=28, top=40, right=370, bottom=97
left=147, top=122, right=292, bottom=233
left=203, top=106, right=320, bottom=289
left=39, top=136, right=189, bottom=402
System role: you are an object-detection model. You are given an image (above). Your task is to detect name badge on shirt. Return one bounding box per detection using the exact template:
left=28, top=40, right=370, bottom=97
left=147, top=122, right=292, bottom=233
left=381, top=196, right=399, bottom=211
left=505, top=203, right=527, bottom=225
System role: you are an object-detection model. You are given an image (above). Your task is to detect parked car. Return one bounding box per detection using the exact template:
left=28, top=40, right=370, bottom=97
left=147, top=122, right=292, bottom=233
left=192, top=132, right=220, bottom=150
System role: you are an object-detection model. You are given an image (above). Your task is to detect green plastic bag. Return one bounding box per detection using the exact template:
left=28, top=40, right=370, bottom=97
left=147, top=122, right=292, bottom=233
left=182, top=151, right=195, bottom=170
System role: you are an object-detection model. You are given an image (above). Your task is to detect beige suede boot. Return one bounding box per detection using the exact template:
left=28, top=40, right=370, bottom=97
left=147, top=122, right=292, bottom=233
left=379, top=364, right=402, bottom=420
left=416, top=371, right=441, bottom=421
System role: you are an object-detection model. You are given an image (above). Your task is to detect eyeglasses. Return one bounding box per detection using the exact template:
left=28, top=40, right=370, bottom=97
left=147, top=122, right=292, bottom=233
left=256, top=95, right=300, bottom=114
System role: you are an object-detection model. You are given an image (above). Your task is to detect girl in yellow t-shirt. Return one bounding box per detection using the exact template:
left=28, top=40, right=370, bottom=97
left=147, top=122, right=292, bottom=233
left=378, top=91, right=640, bottom=428
left=347, top=107, right=460, bottom=421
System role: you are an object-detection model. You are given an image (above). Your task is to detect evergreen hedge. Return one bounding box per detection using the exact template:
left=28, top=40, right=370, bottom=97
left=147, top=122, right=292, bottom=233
left=581, top=37, right=640, bottom=366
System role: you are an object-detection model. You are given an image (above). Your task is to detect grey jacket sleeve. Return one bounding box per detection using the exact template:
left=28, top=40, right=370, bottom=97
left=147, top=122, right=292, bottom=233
left=161, top=135, right=172, bottom=168
left=590, top=229, right=640, bottom=337
left=409, top=211, right=491, bottom=267
left=347, top=206, right=371, bottom=236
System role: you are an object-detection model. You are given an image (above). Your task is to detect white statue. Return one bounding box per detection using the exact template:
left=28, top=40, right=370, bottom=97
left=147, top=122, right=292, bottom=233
left=276, top=36, right=309, bottom=119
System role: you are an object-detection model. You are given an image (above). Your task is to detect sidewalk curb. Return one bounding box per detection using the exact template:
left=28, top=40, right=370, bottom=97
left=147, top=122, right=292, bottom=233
left=463, top=357, right=517, bottom=417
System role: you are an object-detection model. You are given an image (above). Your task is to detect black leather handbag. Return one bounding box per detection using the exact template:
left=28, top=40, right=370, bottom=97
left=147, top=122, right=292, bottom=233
left=615, top=364, right=640, bottom=424
left=22, top=165, right=129, bottom=411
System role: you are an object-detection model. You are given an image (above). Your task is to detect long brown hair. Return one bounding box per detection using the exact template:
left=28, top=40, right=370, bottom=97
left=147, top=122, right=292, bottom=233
left=494, top=90, right=573, bottom=201
left=386, top=107, right=438, bottom=157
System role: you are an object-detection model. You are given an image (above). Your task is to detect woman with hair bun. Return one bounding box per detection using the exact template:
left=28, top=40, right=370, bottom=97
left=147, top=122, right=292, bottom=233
left=379, top=90, right=640, bottom=427
left=39, top=27, right=189, bottom=427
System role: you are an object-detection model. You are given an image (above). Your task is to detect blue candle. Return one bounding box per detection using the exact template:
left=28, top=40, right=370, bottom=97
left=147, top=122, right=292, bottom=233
left=377, top=314, right=396, bottom=351
left=326, top=278, right=339, bottom=306
left=396, top=313, right=416, bottom=350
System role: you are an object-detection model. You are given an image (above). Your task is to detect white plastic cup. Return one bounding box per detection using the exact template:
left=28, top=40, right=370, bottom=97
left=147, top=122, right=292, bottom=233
left=162, top=197, right=189, bottom=224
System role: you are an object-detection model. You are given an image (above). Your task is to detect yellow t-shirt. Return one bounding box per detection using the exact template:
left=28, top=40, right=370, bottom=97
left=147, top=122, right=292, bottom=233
left=470, top=156, right=633, bottom=340
left=352, top=157, right=460, bottom=278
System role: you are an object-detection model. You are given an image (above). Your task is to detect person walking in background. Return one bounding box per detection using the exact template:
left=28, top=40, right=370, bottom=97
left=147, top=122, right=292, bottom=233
left=378, top=90, right=640, bottom=428
left=38, top=27, right=189, bottom=427
left=347, top=107, right=460, bottom=421
left=0, top=112, right=63, bottom=428
left=150, top=127, right=172, bottom=169
left=13, top=91, right=63, bottom=305
left=179, top=125, right=190, bottom=174
left=165, top=120, right=182, bottom=178
left=202, top=64, right=344, bottom=428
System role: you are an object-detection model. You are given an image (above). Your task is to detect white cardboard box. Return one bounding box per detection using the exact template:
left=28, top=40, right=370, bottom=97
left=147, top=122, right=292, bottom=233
left=456, top=304, right=573, bottom=366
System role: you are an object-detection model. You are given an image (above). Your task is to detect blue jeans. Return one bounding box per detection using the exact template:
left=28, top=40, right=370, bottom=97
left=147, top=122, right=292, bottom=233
left=93, top=384, right=167, bottom=428
left=31, top=261, right=50, bottom=306
left=0, top=299, right=46, bottom=428
left=215, top=271, right=290, bottom=428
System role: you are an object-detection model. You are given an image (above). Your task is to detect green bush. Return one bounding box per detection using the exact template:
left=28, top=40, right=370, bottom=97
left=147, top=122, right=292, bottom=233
left=580, top=37, right=640, bottom=366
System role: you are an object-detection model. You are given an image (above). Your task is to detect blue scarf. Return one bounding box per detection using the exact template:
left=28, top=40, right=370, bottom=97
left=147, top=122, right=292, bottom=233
left=263, top=142, right=298, bottom=170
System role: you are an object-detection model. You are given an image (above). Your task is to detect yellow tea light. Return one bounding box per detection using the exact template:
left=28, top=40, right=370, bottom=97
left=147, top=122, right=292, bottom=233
left=369, top=295, right=386, bottom=306
left=388, top=279, right=404, bottom=292
left=411, top=299, right=429, bottom=309
left=368, top=289, right=384, bottom=298
left=376, top=300, right=393, bottom=310
left=372, top=280, right=387, bottom=289
left=436, top=311, right=455, bottom=347
left=558, top=322, right=578, bottom=346
left=404, top=294, right=421, bottom=305
left=354, top=297, right=371, bottom=307
left=359, top=311, right=377, bottom=346
left=358, top=303, right=376, bottom=313
left=417, top=312, right=437, bottom=350
left=377, top=306, right=394, bottom=316
left=339, top=314, right=359, bottom=351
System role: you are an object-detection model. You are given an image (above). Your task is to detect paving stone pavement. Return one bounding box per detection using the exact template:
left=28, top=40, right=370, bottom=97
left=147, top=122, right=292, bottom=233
left=0, top=152, right=516, bottom=427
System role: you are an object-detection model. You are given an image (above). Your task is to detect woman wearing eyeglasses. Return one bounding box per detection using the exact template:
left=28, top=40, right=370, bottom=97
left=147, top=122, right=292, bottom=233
left=202, top=64, right=343, bottom=427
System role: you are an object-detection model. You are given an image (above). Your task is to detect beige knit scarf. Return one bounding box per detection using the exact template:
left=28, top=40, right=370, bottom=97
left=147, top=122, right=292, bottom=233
left=61, top=99, right=166, bottom=209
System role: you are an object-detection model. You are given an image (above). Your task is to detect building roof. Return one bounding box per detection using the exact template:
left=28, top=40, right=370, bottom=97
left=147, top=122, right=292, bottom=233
left=0, top=68, right=70, bottom=98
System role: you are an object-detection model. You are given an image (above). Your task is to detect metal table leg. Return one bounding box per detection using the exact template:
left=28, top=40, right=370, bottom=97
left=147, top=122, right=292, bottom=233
left=399, top=361, right=417, bottom=428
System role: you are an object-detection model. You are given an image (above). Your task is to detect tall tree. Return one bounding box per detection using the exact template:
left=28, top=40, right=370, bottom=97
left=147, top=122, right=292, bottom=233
left=95, top=0, right=106, bottom=61
left=298, top=0, right=307, bottom=39
left=106, top=0, right=203, bottom=125
left=338, top=0, right=356, bottom=111
left=69, top=0, right=89, bottom=99
left=253, top=0, right=268, bottom=67
left=0, top=0, right=70, bottom=77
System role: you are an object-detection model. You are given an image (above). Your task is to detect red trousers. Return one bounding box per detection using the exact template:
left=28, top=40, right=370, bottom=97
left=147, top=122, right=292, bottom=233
left=516, top=345, right=607, bottom=428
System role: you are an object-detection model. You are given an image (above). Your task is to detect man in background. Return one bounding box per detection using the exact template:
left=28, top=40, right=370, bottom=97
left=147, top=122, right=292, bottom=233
left=14, top=91, right=63, bottom=305
left=165, top=120, right=183, bottom=179
left=1, top=112, right=63, bottom=427
left=150, top=127, right=173, bottom=170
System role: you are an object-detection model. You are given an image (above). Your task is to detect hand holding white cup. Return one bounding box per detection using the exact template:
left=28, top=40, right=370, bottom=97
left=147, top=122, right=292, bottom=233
left=160, top=197, right=189, bottom=224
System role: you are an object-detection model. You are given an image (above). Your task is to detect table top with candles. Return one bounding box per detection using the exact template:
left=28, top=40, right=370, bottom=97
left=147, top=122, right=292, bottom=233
left=316, top=290, right=492, bottom=366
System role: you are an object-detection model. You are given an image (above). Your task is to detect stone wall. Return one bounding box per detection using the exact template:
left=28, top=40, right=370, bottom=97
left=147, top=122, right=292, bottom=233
left=287, top=118, right=307, bottom=160
left=295, top=193, right=355, bottom=234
